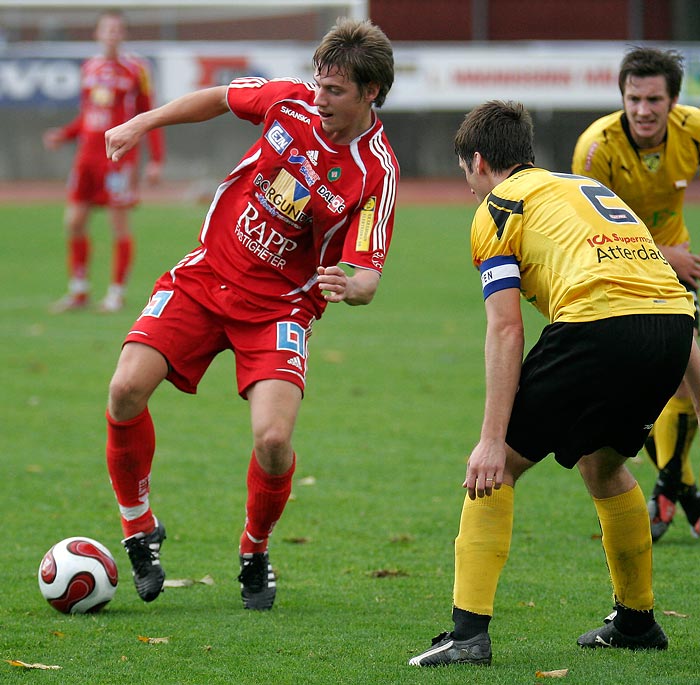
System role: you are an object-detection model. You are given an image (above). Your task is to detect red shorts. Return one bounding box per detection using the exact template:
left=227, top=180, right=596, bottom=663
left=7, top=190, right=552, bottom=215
left=123, top=254, right=315, bottom=398
left=68, top=158, right=138, bottom=208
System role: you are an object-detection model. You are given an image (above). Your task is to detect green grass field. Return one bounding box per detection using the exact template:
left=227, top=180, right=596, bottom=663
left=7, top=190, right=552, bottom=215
left=2, top=199, right=700, bottom=684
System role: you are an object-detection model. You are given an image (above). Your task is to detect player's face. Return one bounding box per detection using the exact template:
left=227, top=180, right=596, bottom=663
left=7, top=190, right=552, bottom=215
left=622, top=74, right=677, bottom=149
left=95, top=15, right=126, bottom=57
left=313, top=67, right=377, bottom=144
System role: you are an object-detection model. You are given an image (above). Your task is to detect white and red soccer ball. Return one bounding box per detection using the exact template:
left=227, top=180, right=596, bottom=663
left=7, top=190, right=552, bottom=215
left=38, top=537, right=118, bottom=614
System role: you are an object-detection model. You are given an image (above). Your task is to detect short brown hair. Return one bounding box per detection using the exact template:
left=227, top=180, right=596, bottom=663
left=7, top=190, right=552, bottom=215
left=454, top=101, right=534, bottom=173
left=313, top=18, right=394, bottom=108
left=619, top=46, right=684, bottom=100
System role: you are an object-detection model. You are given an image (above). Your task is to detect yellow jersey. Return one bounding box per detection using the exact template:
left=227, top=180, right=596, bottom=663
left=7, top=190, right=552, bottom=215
left=471, top=166, right=694, bottom=324
left=572, top=104, right=700, bottom=247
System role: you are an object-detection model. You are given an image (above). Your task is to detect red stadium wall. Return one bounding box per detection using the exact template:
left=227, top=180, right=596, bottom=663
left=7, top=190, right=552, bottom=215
left=370, top=0, right=474, bottom=40
left=6, top=1, right=679, bottom=43
left=370, top=0, right=672, bottom=41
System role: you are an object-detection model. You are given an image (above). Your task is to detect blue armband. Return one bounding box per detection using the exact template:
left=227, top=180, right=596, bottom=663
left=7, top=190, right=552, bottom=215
left=479, top=255, right=520, bottom=299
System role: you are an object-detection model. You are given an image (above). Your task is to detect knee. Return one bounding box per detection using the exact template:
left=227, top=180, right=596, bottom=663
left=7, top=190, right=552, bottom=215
left=108, top=371, right=148, bottom=421
left=578, top=451, right=635, bottom=499
left=107, top=344, right=166, bottom=421
left=254, top=424, right=292, bottom=458
left=253, top=422, right=294, bottom=473
left=65, top=213, right=87, bottom=236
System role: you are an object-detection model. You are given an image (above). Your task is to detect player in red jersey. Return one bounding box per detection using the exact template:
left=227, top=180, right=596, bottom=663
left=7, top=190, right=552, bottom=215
left=43, top=10, right=164, bottom=313
left=102, top=18, right=398, bottom=609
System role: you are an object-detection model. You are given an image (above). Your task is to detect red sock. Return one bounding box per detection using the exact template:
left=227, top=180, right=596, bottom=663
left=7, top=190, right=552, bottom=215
left=113, top=236, right=133, bottom=286
left=240, top=452, right=296, bottom=554
left=106, top=408, right=156, bottom=538
left=69, top=236, right=90, bottom=280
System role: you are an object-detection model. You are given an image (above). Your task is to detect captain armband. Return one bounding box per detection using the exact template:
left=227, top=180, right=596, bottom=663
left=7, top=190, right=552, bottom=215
left=479, top=255, right=520, bottom=300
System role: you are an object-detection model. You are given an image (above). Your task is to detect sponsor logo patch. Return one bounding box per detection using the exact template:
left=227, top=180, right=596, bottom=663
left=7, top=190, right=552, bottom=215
left=265, top=120, right=293, bottom=154
left=139, top=290, right=174, bottom=318
left=371, top=250, right=385, bottom=269
left=584, top=141, right=598, bottom=171
left=287, top=356, right=303, bottom=370
left=235, top=201, right=298, bottom=268
left=642, top=152, right=661, bottom=173
left=254, top=169, right=311, bottom=224
left=356, top=196, right=376, bottom=251
left=288, top=147, right=320, bottom=186
left=277, top=321, right=306, bottom=357
left=317, top=183, right=345, bottom=214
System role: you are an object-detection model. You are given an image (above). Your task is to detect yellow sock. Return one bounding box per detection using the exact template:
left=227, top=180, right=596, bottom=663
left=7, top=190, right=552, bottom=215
left=454, top=485, right=514, bottom=616
left=593, top=483, right=653, bottom=611
left=653, top=396, right=697, bottom=486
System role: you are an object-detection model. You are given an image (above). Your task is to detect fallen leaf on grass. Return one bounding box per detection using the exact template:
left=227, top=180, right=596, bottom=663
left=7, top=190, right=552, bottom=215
left=6, top=660, right=62, bottom=670
left=163, top=575, right=214, bottom=588
left=535, top=668, right=569, bottom=678
left=662, top=610, right=689, bottom=618
left=369, top=569, right=408, bottom=578
left=390, top=534, right=414, bottom=544
left=321, top=350, right=344, bottom=363
left=138, top=636, right=170, bottom=644
left=164, top=578, right=195, bottom=588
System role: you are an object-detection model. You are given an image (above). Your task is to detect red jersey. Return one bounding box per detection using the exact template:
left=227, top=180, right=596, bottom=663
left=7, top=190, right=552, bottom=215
left=196, top=77, right=399, bottom=319
left=59, top=53, right=164, bottom=166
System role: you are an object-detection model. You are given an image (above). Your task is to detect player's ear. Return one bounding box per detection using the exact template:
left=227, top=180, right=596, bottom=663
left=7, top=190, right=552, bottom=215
left=364, top=82, right=380, bottom=104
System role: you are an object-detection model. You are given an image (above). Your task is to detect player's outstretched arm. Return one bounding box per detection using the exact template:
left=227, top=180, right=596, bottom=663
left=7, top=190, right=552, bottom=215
left=42, top=128, right=64, bottom=150
left=105, top=86, right=229, bottom=162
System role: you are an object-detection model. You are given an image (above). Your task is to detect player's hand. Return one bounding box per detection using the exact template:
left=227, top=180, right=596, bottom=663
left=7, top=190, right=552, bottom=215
left=144, top=161, right=163, bottom=186
left=463, top=438, right=505, bottom=500
left=105, top=116, right=145, bottom=162
left=42, top=128, right=63, bottom=150
left=659, top=242, right=700, bottom=288
left=316, top=265, right=348, bottom=302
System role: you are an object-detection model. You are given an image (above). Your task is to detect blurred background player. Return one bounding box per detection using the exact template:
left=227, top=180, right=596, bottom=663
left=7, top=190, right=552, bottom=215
left=102, top=18, right=397, bottom=609
left=42, top=9, right=164, bottom=313
left=572, top=46, right=700, bottom=541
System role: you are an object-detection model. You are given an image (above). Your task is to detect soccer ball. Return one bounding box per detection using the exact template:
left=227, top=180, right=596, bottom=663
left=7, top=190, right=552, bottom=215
left=38, top=537, right=118, bottom=614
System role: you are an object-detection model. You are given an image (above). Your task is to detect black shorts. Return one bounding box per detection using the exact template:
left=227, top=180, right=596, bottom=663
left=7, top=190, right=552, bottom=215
left=506, top=314, right=694, bottom=468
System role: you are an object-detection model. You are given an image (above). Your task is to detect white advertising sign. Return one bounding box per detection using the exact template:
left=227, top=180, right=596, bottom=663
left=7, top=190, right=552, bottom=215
left=390, top=45, right=624, bottom=110
left=5, top=41, right=700, bottom=110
